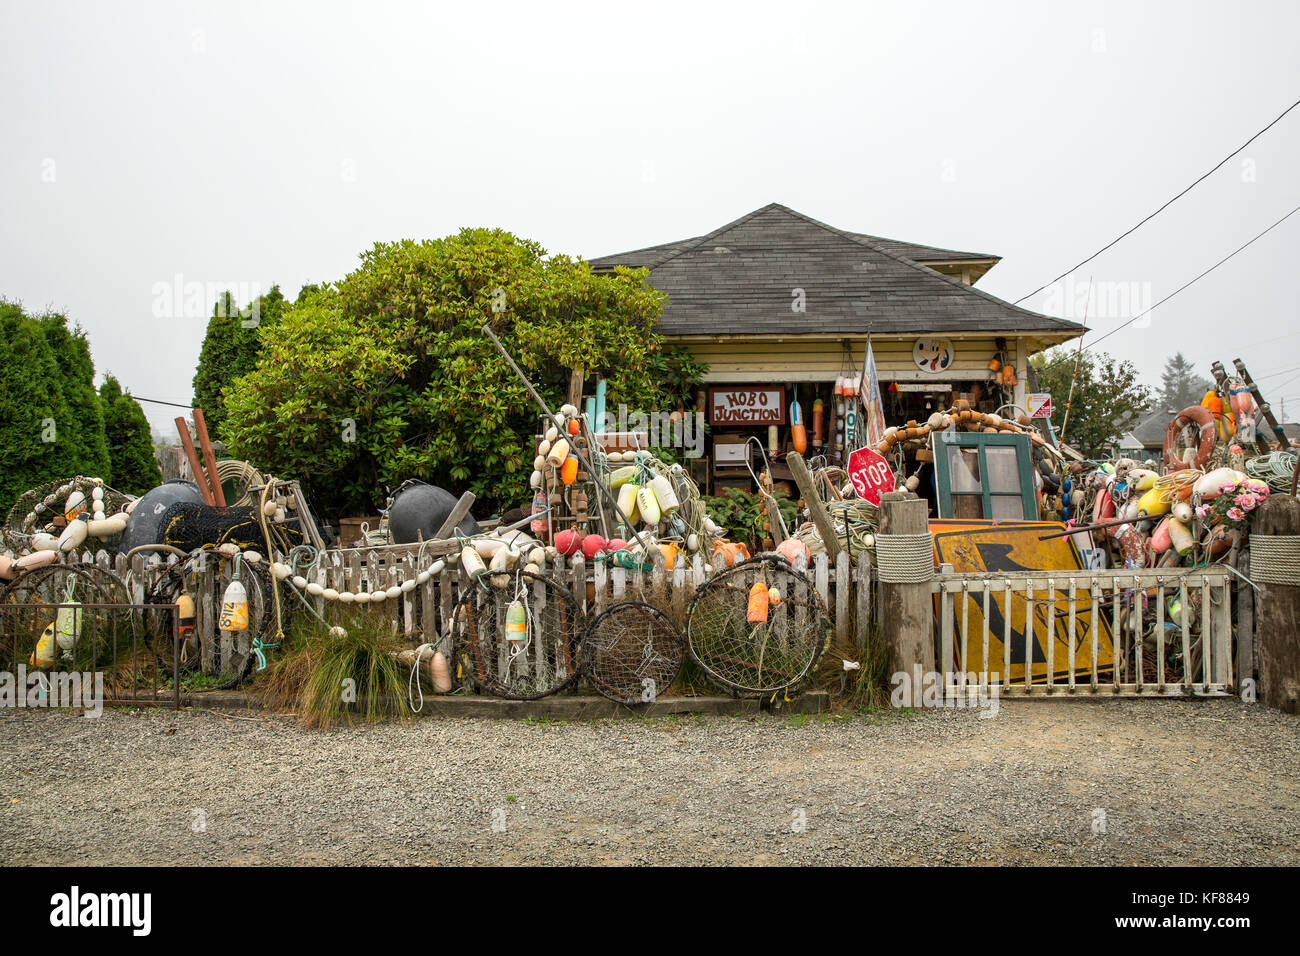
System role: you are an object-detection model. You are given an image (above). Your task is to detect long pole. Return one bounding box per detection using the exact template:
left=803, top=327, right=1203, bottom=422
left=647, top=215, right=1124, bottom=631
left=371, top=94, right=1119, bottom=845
left=481, top=324, right=652, bottom=554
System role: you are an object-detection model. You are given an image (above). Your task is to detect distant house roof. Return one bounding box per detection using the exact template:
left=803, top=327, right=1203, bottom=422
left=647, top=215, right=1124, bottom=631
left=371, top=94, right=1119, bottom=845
left=586, top=203, right=1083, bottom=339
left=1131, top=409, right=1176, bottom=447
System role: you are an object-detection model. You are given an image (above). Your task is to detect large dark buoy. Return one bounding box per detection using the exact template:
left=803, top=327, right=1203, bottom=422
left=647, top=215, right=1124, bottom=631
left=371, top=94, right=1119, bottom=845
left=388, top=482, right=478, bottom=544
left=117, top=480, right=206, bottom=554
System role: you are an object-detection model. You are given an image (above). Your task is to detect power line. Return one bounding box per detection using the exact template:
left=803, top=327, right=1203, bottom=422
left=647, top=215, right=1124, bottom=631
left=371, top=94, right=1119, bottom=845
left=131, top=396, right=193, bottom=409
left=1035, top=203, right=1300, bottom=377
left=1014, top=97, right=1300, bottom=305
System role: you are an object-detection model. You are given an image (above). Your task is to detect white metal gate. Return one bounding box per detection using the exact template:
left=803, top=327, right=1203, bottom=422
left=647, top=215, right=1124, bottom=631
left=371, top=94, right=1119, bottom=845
left=933, top=567, right=1234, bottom=698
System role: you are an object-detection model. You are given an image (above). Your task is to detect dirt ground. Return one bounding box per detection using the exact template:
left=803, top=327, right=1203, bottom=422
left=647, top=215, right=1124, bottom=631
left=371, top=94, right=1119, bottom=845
left=1, top=698, right=1296, bottom=866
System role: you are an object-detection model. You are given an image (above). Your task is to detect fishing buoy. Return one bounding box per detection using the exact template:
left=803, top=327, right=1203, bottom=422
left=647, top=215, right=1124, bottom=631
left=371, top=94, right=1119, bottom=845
left=616, top=482, right=640, bottom=525
left=608, top=466, right=636, bottom=488
left=647, top=474, right=678, bottom=514
left=177, top=593, right=196, bottom=638
left=1168, top=517, right=1194, bottom=556
left=581, top=534, right=608, bottom=560
left=1192, top=467, right=1243, bottom=500
left=460, top=545, right=487, bottom=577
left=57, top=514, right=90, bottom=552
left=219, top=579, right=249, bottom=632
left=1228, top=380, right=1254, bottom=422
left=746, top=580, right=770, bottom=623
left=0, top=555, right=14, bottom=580
left=431, top=651, right=452, bottom=693
left=63, top=490, right=87, bottom=522
left=1135, top=486, right=1170, bottom=518
left=29, top=622, right=57, bottom=670
left=88, top=514, right=128, bottom=538
left=768, top=586, right=781, bottom=606
left=546, top=438, right=570, bottom=467
left=637, top=485, right=662, bottom=525
left=790, top=398, right=807, bottom=454
left=554, top=528, right=583, bottom=556
left=560, top=456, right=579, bottom=485
left=505, top=600, right=527, bottom=643
left=32, top=532, right=59, bottom=552
left=768, top=424, right=779, bottom=455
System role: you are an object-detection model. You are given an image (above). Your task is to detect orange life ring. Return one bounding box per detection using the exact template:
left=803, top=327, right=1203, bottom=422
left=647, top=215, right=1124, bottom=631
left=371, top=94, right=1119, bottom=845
left=1163, top=405, right=1215, bottom=471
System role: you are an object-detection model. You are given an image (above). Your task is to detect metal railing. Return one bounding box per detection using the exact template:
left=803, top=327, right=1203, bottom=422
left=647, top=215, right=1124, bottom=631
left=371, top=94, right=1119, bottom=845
left=933, top=567, right=1234, bottom=698
left=0, top=602, right=180, bottom=709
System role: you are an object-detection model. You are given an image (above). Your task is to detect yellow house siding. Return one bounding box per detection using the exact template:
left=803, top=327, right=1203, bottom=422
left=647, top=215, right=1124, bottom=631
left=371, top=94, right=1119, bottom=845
left=676, top=336, right=1026, bottom=384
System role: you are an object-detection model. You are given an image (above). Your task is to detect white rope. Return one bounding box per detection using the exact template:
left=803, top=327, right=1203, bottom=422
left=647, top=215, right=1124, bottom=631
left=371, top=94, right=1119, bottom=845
left=408, top=642, right=436, bottom=713
left=875, top=532, right=935, bottom=583
left=1248, top=534, right=1300, bottom=585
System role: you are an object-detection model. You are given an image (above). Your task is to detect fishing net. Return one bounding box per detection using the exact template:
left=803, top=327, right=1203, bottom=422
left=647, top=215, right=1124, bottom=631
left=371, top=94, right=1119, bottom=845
left=3, top=477, right=134, bottom=551
left=158, top=503, right=303, bottom=555
left=581, top=601, right=684, bottom=706
left=450, top=570, right=583, bottom=699
left=685, top=555, right=829, bottom=697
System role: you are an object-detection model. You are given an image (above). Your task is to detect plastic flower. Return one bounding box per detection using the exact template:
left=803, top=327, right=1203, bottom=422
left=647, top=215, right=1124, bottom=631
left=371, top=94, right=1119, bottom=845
left=1227, top=507, right=1245, bottom=522
left=1238, top=493, right=1258, bottom=511
left=1222, top=479, right=1240, bottom=494
left=1195, top=504, right=1210, bottom=521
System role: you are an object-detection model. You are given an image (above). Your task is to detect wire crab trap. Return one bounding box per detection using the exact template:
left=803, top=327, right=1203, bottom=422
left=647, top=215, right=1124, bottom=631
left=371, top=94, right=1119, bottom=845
left=0, top=563, right=149, bottom=692
left=450, top=569, right=583, bottom=700
left=145, top=550, right=280, bottom=688
left=685, top=554, right=829, bottom=698
left=3, top=476, right=133, bottom=552
left=581, top=601, right=685, bottom=706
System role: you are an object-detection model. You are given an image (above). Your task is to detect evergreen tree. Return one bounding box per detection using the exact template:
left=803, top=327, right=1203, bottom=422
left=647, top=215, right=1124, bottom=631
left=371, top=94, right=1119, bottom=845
left=0, top=303, right=114, bottom=513
left=99, top=374, right=162, bottom=495
left=1157, top=352, right=1212, bottom=412
left=40, top=314, right=111, bottom=481
left=192, top=286, right=285, bottom=442
left=0, top=303, right=71, bottom=511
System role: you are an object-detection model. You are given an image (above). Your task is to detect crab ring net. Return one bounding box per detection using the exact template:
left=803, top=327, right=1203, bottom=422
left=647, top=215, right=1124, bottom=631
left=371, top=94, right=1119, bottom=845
left=582, top=601, right=684, bottom=706
left=686, top=555, right=828, bottom=697
left=0, top=563, right=147, bottom=693
left=3, top=477, right=134, bottom=552
left=145, top=551, right=278, bottom=688
left=450, top=570, right=583, bottom=700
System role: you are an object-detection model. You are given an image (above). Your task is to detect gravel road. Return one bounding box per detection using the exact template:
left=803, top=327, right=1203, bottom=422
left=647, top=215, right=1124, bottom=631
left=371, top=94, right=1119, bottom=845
left=1, top=699, right=1296, bottom=866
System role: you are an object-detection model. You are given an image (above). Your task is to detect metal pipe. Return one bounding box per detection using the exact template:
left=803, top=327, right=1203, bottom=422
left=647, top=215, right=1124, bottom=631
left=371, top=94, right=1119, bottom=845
left=481, top=324, right=652, bottom=554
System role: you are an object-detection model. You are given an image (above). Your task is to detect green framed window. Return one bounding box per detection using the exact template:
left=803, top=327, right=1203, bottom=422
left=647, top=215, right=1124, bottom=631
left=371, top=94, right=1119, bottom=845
left=932, top=431, right=1037, bottom=521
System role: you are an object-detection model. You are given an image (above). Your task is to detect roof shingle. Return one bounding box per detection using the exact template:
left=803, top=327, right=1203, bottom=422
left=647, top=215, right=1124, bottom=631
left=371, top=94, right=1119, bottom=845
left=587, top=203, right=1082, bottom=338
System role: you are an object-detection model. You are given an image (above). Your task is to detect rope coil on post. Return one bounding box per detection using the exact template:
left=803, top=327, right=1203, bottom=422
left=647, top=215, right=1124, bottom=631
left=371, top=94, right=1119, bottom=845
left=874, top=532, right=935, bottom=583
left=1248, top=534, right=1300, bottom=585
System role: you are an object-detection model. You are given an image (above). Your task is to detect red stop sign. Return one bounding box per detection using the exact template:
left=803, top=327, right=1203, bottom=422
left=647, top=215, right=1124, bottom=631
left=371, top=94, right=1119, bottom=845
left=846, top=446, right=896, bottom=505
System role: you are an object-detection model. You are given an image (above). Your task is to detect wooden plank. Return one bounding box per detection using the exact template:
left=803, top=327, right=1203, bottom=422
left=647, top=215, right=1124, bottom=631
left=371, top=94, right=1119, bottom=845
left=433, top=492, right=476, bottom=540
left=191, top=408, right=226, bottom=507
left=834, top=549, right=850, bottom=648
left=786, top=452, right=842, bottom=559
left=855, top=550, right=871, bottom=659
left=174, top=418, right=215, bottom=505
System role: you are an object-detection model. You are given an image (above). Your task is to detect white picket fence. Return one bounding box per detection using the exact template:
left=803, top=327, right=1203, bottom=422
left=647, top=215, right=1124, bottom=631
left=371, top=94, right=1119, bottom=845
left=933, top=566, right=1235, bottom=698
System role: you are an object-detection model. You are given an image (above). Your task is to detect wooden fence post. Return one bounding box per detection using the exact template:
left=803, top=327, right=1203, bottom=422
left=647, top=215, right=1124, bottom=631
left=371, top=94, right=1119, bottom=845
left=1254, top=495, right=1300, bottom=714
left=877, top=491, right=933, bottom=694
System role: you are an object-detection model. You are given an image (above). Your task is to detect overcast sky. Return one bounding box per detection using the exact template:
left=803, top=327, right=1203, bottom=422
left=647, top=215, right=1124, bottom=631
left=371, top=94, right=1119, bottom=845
left=3, top=0, right=1298, bottom=436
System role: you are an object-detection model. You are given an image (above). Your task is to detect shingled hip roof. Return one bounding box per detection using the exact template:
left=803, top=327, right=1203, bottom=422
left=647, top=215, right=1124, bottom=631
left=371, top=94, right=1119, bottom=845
left=587, top=203, right=1083, bottom=338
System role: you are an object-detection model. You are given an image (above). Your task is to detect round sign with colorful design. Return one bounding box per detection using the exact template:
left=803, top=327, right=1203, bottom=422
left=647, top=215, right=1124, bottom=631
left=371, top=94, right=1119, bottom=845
left=913, top=337, right=954, bottom=373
